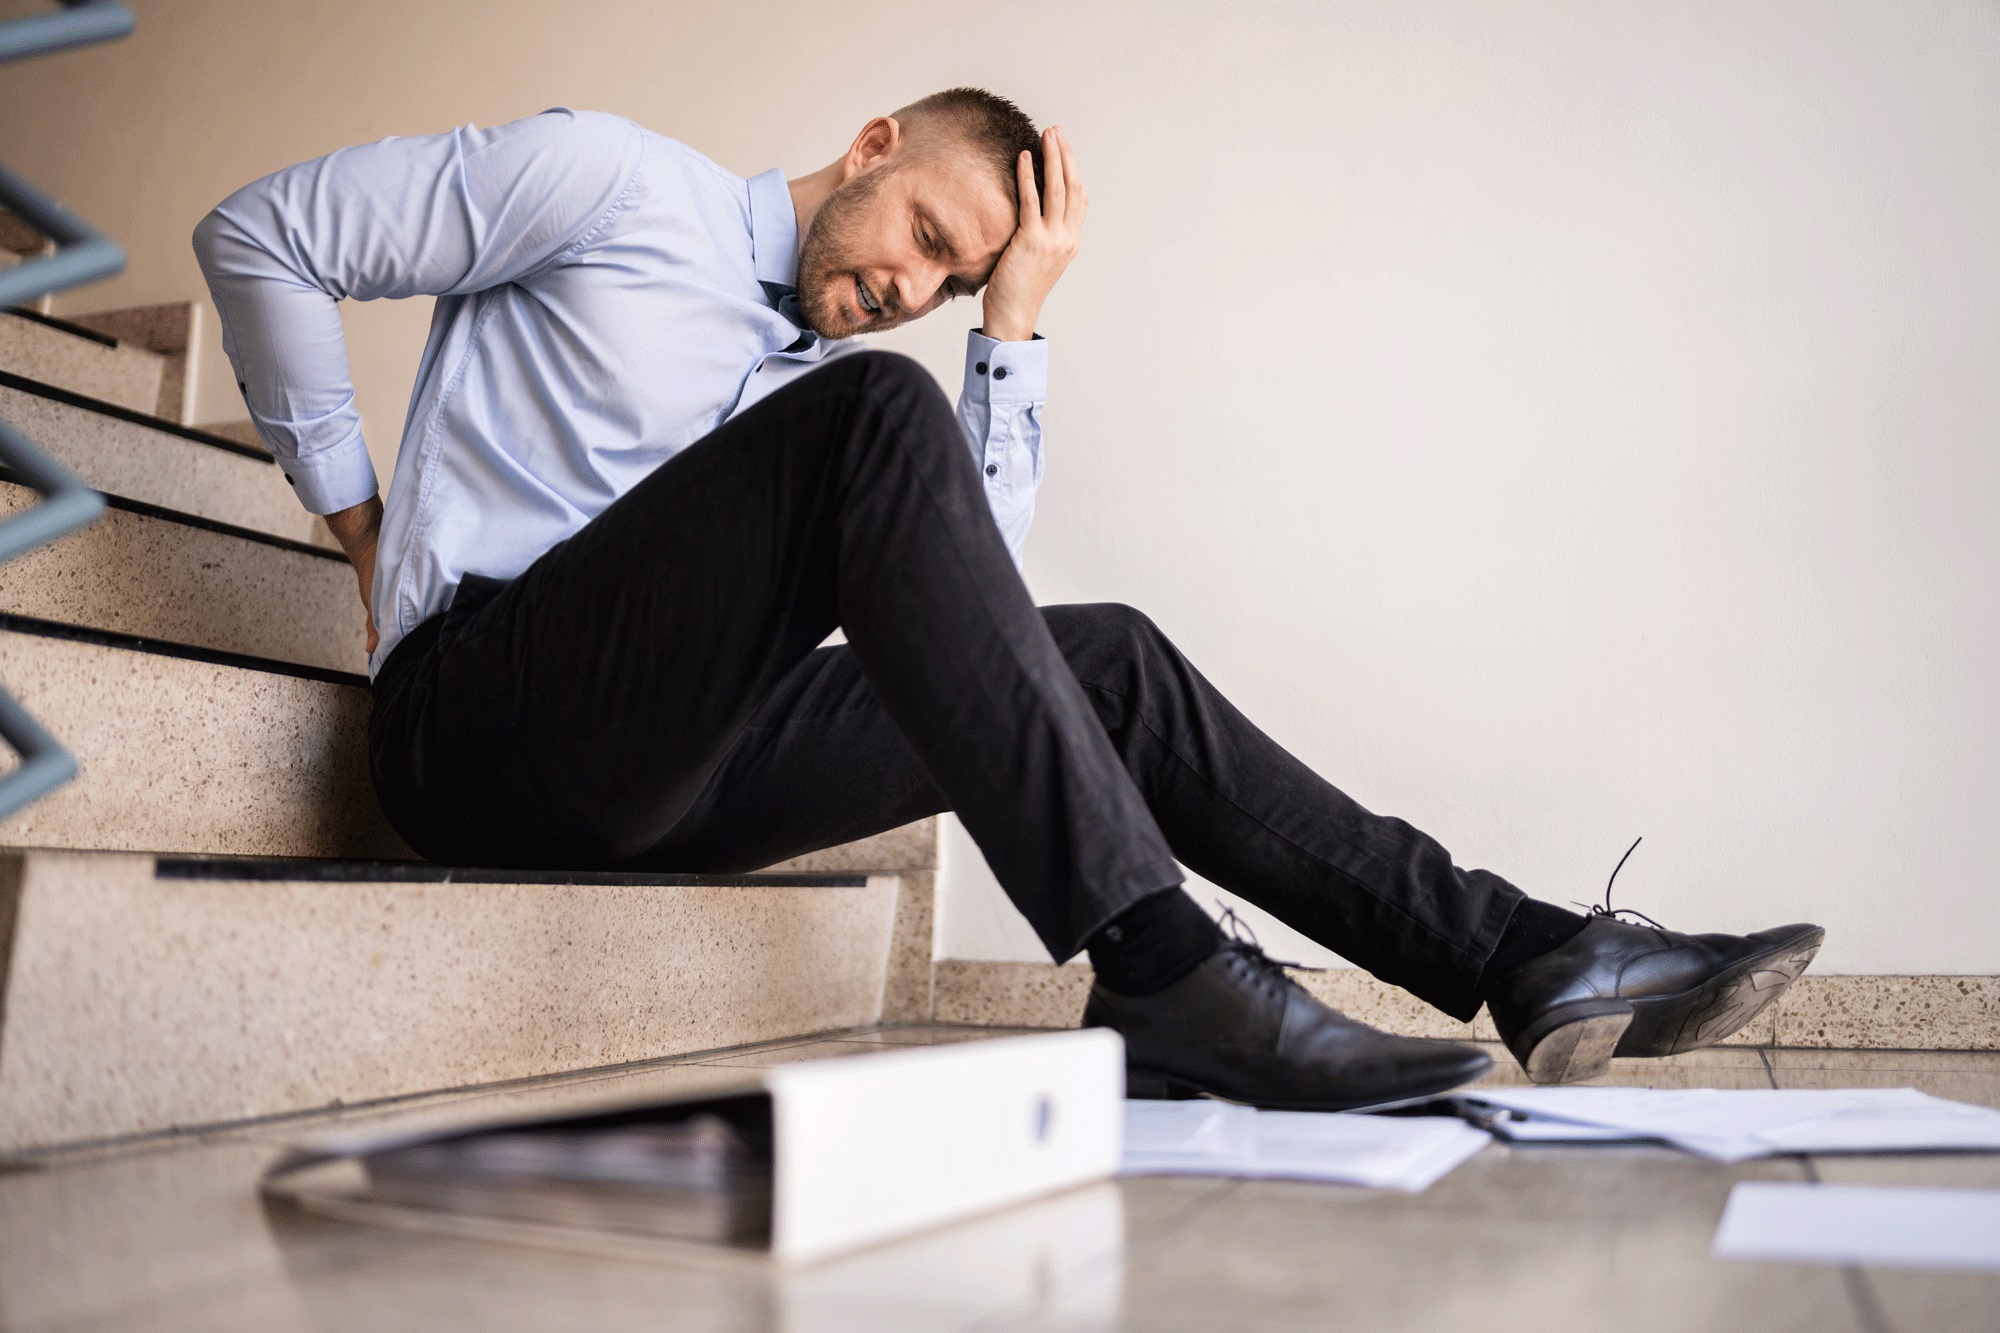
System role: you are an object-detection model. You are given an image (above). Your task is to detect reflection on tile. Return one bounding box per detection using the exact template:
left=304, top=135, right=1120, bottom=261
left=781, top=1183, right=1125, bottom=1332
left=1769, top=1049, right=2000, bottom=1109
left=0, top=1138, right=311, bottom=1332
left=1103, top=1149, right=1855, bottom=1333
left=1463, top=1042, right=1778, bottom=1091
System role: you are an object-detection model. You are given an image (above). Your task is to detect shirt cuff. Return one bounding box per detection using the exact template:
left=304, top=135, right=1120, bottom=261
left=279, top=437, right=381, bottom=515
left=963, top=329, right=1046, bottom=405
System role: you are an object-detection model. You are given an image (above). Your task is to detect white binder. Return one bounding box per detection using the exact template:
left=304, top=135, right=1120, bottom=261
left=264, top=1028, right=1125, bottom=1265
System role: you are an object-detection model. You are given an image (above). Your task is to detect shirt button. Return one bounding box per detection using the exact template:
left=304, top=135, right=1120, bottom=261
left=985, top=463, right=999, bottom=477
left=993, top=366, right=1008, bottom=380
left=975, top=362, right=987, bottom=375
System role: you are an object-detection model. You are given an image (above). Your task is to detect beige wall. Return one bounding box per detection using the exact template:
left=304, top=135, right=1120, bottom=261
left=4, top=0, right=1996, bottom=976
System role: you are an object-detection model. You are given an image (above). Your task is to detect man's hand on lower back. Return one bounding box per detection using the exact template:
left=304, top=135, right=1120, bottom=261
left=323, top=495, right=384, bottom=656
left=980, top=126, right=1088, bottom=343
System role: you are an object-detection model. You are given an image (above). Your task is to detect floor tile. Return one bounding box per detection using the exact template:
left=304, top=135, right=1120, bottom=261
left=1101, top=1147, right=1858, bottom=1333
left=1768, top=1048, right=2000, bottom=1108
left=19, top=1039, right=2000, bottom=1332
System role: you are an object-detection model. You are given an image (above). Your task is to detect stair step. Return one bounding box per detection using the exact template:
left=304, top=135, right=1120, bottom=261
left=0, top=308, right=167, bottom=416
left=62, top=301, right=201, bottom=425
left=0, top=848, right=904, bottom=1152
left=0, top=373, right=315, bottom=545
left=0, top=618, right=399, bottom=858
left=0, top=615, right=941, bottom=871
left=0, top=479, right=367, bottom=674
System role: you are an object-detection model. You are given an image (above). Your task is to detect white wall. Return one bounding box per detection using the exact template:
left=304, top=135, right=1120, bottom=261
left=4, top=0, right=1995, bottom=976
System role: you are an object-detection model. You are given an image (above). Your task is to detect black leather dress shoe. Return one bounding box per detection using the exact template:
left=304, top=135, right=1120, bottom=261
left=1083, top=939, right=1492, bottom=1111
left=1486, top=913, right=1824, bottom=1084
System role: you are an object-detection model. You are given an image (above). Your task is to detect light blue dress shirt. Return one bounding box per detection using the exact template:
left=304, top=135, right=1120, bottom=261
left=194, top=108, right=1048, bottom=675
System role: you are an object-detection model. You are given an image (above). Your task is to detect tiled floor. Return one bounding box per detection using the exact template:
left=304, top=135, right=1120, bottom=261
left=2, top=1028, right=1995, bottom=1333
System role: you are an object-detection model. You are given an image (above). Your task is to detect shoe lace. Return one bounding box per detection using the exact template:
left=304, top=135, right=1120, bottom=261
left=1570, top=835, right=1669, bottom=930
left=1215, top=905, right=1325, bottom=996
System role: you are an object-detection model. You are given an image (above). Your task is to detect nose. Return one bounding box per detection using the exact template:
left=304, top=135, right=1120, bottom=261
left=894, top=262, right=950, bottom=317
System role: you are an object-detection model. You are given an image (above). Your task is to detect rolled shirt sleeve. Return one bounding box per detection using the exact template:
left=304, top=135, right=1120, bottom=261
left=191, top=108, right=644, bottom=515
left=957, top=329, right=1047, bottom=566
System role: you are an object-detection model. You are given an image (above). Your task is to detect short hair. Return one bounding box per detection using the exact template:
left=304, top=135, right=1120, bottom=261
left=894, top=87, right=1044, bottom=201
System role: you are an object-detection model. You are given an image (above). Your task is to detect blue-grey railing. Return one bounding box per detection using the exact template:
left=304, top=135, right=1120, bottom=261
left=0, top=1, right=132, bottom=818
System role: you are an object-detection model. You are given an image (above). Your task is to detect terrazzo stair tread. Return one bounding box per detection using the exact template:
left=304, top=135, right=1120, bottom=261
left=0, top=848, right=906, bottom=1152
left=0, top=618, right=399, bottom=859
left=0, top=307, right=167, bottom=416
left=63, top=301, right=201, bottom=424
left=0, top=610, right=940, bottom=889
left=0, top=374, right=315, bottom=545
left=0, top=478, right=367, bottom=674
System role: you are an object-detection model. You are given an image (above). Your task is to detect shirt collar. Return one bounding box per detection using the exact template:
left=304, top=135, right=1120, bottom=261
left=746, top=167, right=800, bottom=300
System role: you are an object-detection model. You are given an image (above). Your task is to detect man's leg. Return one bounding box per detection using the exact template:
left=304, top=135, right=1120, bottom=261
left=371, top=351, right=1181, bottom=959
left=639, top=600, right=1822, bottom=1092
left=645, top=602, right=1518, bottom=1022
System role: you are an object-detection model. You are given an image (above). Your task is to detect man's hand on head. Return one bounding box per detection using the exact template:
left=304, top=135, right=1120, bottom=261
left=980, top=127, right=1087, bottom=343
left=324, top=495, right=384, bottom=656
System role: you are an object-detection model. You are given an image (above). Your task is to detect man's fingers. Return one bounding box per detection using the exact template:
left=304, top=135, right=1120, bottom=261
left=1040, top=127, right=1066, bottom=222
left=1058, top=128, right=1086, bottom=227
left=1015, top=149, right=1040, bottom=229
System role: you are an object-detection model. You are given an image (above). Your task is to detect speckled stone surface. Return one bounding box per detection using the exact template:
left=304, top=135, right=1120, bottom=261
left=933, top=959, right=1094, bottom=1027
left=0, top=482, right=366, bottom=673
left=766, top=817, right=940, bottom=873
left=0, top=630, right=406, bottom=858
left=1775, top=974, right=1999, bottom=1050
left=66, top=302, right=200, bottom=424
left=0, top=384, right=314, bottom=544
left=0, top=312, right=166, bottom=415
left=880, top=869, right=936, bottom=1021
left=0, top=851, right=901, bottom=1151
left=763, top=820, right=939, bottom=1020
left=933, top=961, right=1963, bottom=1050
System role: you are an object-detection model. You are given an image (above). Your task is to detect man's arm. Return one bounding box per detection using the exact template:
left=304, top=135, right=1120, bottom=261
left=955, top=127, right=1088, bottom=565
left=191, top=109, right=644, bottom=640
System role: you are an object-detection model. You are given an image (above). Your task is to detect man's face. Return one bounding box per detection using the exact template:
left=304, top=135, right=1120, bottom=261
left=796, top=149, right=1018, bottom=340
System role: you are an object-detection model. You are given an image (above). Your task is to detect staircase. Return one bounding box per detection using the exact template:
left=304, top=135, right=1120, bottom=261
left=0, top=305, right=943, bottom=1154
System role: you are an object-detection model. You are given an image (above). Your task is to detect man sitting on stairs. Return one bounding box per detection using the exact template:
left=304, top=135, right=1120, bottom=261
left=194, top=91, right=1825, bottom=1105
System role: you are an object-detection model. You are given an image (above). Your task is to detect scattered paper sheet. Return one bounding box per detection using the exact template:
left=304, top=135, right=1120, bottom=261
left=1120, top=1100, right=1490, bottom=1192
left=1451, top=1087, right=2000, bottom=1162
left=1713, top=1182, right=2000, bottom=1271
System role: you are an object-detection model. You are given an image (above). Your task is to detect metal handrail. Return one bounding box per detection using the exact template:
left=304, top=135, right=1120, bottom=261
left=0, top=1, right=132, bottom=818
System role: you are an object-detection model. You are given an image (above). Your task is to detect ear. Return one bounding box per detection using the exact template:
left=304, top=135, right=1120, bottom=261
left=842, top=116, right=903, bottom=181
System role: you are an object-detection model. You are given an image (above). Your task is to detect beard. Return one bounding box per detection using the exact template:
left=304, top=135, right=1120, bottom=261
left=794, top=166, right=892, bottom=339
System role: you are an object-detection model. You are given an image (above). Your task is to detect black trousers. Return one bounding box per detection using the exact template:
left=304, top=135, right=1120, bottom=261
left=370, top=352, right=1523, bottom=1020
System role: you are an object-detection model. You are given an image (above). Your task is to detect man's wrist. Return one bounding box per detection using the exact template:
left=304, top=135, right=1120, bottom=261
left=979, top=301, right=1039, bottom=342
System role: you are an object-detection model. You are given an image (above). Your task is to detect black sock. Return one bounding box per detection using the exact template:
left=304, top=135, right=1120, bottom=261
left=1478, top=897, right=1591, bottom=998
left=1087, top=889, right=1223, bottom=997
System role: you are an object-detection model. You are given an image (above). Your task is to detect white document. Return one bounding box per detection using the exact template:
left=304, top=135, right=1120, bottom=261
left=1455, top=1087, right=2000, bottom=1162
left=1120, top=1101, right=1489, bottom=1192
left=1713, top=1181, right=2000, bottom=1271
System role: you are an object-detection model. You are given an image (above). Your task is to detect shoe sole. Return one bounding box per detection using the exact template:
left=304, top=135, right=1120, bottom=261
left=1124, top=1054, right=1493, bottom=1113
left=1514, top=926, right=1825, bottom=1084
left=1520, top=1008, right=1632, bottom=1085
left=1619, top=928, right=1824, bottom=1058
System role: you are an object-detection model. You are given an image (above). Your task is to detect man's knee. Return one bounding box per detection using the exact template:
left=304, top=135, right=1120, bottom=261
left=820, top=349, right=949, bottom=421
left=1044, top=602, right=1173, bottom=673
